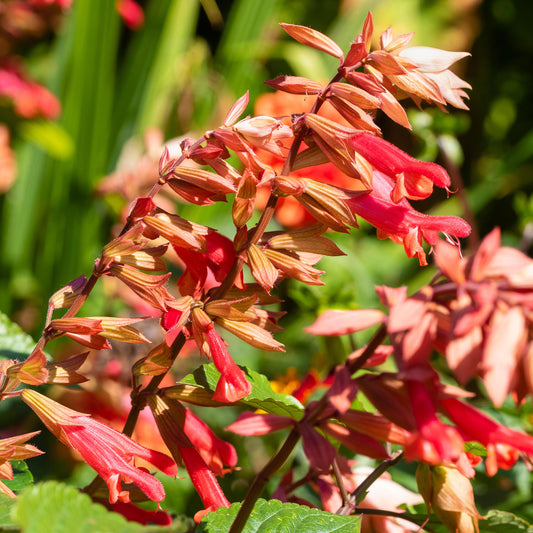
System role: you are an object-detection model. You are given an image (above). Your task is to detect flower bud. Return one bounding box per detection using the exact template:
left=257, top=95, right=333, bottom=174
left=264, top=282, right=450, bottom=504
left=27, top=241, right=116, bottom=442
left=416, top=463, right=482, bottom=533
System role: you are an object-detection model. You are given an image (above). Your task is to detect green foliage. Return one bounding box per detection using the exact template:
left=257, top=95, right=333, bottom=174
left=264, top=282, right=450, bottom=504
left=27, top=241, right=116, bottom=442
left=1, top=461, right=34, bottom=494
left=197, top=499, right=361, bottom=532
left=0, top=494, right=18, bottom=531
left=405, top=510, right=533, bottom=533
left=482, top=510, right=533, bottom=532
left=9, top=481, right=184, bottom=533
left=12, top=482, right=140, bottom=533
left=0, top=311, right=37, bottom=361
left=183, top=364, right=304, bottom=419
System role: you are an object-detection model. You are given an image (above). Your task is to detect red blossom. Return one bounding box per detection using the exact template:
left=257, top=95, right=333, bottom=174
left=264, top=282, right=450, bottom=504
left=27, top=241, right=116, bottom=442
left=174, top=231, right=242, bottom=297
left=180, top=445, right=231, bottom=523
left=182, top=407, right=238, bottom=476
left=203, top=324, right=252, bottom=402
left=346, top=170, right=470, bottom=265
left=440, top=398, right=533, bottom=476
left=0, top=62, right=60, bottom=119
left=189, top=307, right=252, bottom=403
left=21, top=390, right=176, bottom=503
left=148, top=395, right=230, bottom=523
left=349, top=133, right=450, bottom=202
left=115, top=0, right=144, bottom=29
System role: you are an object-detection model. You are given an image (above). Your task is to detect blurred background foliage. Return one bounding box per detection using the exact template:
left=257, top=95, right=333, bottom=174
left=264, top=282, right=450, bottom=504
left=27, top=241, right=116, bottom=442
left=1, top=0, right=533, bottom=525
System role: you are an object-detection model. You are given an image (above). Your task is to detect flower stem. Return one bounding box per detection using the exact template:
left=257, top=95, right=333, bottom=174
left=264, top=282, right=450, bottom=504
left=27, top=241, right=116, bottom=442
left=228, top=427, right=301, bottom=533
left=336, top=450, right=404, bottom=515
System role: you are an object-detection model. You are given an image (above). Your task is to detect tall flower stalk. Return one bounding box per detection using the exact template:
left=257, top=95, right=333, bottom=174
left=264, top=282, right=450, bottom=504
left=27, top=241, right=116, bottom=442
left=2, top=11, right=532, bottom=533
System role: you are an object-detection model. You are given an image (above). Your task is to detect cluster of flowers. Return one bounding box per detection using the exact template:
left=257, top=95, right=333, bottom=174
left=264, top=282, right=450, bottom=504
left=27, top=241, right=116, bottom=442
left=1, top=11, right=531, bottom=532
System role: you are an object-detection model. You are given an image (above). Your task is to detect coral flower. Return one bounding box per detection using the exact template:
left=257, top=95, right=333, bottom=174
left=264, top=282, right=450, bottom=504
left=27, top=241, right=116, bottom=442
left=149, top=395, right=230, bottom=522
left=174, top=231, right=243, bottom=297
left=347, top=170, right=470, bottom=265
left=349, top=133, right=450, bottom=202
left=21, top=390, right=177, bottom=503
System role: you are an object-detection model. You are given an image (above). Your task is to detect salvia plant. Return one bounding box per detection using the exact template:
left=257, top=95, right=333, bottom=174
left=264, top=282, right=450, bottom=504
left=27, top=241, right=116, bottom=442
left=1, top=10, right=533, bottom=533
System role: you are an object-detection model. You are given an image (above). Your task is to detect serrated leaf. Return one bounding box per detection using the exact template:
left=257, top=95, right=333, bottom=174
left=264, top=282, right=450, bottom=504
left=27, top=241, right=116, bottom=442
left=198, top=499, right=361, bottom=532
left=12, top=481, right=143, bottom=533
left=0, top=312, right=36, bottom=361
left=182, top=364, right=304, bottom=419
left=2, top=461, right=34, bottom=493
left=480, top=510, right=533, bottom=532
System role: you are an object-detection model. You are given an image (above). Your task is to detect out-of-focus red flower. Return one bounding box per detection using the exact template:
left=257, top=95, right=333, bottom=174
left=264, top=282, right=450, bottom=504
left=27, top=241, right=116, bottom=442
left=0, top=124, right=16, bottom=193
left=379, top=228, right=533, bottom=404
left=0, top=62, right=60, bottom=118
left=115, top=0, right=144, bottom=30
left=440, top=397, right=533, bottom=476
left=270, top=367, right=329, bottom=405
left=355, top=367, right=533, bottom=476
left=28, top=0, right=71, bottom=8
left=21, top=389, right=177, bottom=503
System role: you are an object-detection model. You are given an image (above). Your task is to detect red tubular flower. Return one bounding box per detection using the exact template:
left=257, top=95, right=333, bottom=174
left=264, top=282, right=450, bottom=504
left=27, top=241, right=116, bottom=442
left=0, top=62, right=61, bottom=119
left=404, top=380, right=464, bottom=464
left=182, top=407, right=237, bottom=476
left=149, top=395, right=230, bottom=523
left=350, top=133, right=450, bottom=202
left=174, top=231, right=243, bottom=297
left=179, top=446, right=231, bottom=523
left=204, top=324, right=252, bottom=402
left=21, top=390, right=176, bottom=503
left=440, top=397, right=533, bottom=476
left=346, top=170, right=470, bottom=265
left=190, top=307, right=252, bottom=403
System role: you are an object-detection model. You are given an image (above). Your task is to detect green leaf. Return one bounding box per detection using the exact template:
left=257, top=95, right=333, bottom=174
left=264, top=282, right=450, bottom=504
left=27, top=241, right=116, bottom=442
left=182, top=364, right=304, bottom=419
left=0, top=494, right=18, bottom=531
left=197, top=499, right=361, bottom=532
left=11, top=480, right=189, bottom=533
left=12, top=481, right=145, bottom=533
left=480, top=510, right=533, bottom=532
left=2, top=461, right=34, bottom=494
left=0, top=311, right=36, bottom=361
